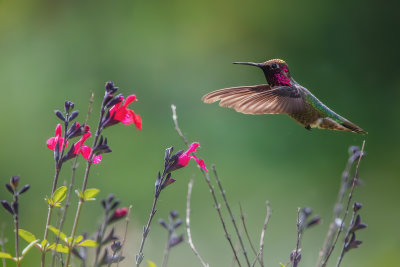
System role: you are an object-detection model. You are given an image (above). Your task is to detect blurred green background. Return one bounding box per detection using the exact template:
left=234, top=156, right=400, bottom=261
left=0, top=0, right=399, bottom=266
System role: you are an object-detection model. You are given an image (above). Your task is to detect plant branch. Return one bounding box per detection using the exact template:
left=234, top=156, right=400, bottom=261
left=116, top=205, right=132, bottom=267
left=186, top=179, right=209, bottom=267
left=320, top=140, right=365, bottom=267
left=212, top=165, right=251, bottom=266
left=256, top=201, right=271, bottom=267
left=316, top=142, right=365, bottom=266
left=171, top=104, right=241, bottom=267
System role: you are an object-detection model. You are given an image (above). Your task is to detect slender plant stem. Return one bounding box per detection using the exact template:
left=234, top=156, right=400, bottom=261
left=186, top=179, right=209, bottom=267
left=136, top=190, right=161, bottom=267
left=53, top=93, right=95, bottom=266
left=212, top=165, right=251, bottom=267
left=292, top=208, right=302, bottom=267
left=256, top=201, right=271, bottom=267
left=64, top=162, right=92, bottom=267
left=13, top=193, right=20, bottom=267
left=239, top=203, right=258, bottom=258
left=93, top=208, right=109, bottom=267
left=43, top=116, right=70, bottom=267
left=171, top=104, right=241, bottom=267
left=336, top=208, right=357, bottom=267
left=316, top=146, right=360, bottom=267
left=161, top=228, right=172, bottom=267
left=320, top=141, right=365, bottom=267
left=116, top=205, right=132, bottom=267
left=64, top=102, right=105, bottom=267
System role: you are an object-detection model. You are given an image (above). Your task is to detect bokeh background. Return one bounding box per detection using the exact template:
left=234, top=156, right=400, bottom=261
left=0, top=0, right=399, bottom=266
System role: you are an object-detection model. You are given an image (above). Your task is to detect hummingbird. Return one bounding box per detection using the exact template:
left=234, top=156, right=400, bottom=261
left=202, top=59, right=367, bottom=134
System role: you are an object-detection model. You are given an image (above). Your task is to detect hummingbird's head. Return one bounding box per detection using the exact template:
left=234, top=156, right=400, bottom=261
left=233, top=59, right=292, bottom=87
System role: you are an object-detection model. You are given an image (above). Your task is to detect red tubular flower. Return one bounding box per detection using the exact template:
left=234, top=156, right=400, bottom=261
left=109, top=95, right=142, bottom=130
left=113, top=207, right=128, bottom=219
left=47, top=124, right=68, bottom=150
left=73, top=132, right=102, bottom=164
left=177, top=142, right=208, bottom=171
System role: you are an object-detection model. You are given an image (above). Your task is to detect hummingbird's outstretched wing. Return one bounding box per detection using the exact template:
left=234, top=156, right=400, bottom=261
left=202, top=84, right=305, bottom=114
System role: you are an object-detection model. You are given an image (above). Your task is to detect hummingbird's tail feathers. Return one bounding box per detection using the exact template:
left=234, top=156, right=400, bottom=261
left=201, top=84, right=270, bottom=108
left=316, top=117, right=367, bottom=134
left=341, top=120, right=368, bottom=134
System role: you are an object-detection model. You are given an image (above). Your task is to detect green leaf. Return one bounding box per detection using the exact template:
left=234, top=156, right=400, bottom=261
left=0, top=252, right=12, bottom=259
left=48, top=226, right=67, bottom=243
left=74, top=235, right=83, bottom=244
left=148, top=261, right=157, bottom=267
left=39, top=239, right=48, bottom=250
left=46, top=196, right=53, bottom=206
left=78, top=240, right=98, bottom=247
left=54, top=244, right=69, bottom=253
left=47, top=243, right=56, bottom=250
left=22, top=240, right=39, bottom=256
left=52, top=186, right=67, bottom=205
left=280, top=264, right=286, bottom=267
left=17, top=229, right=37, bottom=243
left=83, top=188, right=100, bottom=201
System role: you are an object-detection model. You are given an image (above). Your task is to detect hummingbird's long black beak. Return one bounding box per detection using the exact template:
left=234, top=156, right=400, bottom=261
left=233, top=62, right=263, bottom=68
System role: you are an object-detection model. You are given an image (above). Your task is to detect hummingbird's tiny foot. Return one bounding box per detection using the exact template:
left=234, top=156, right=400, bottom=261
left=305, top=125, right=311, bottom=131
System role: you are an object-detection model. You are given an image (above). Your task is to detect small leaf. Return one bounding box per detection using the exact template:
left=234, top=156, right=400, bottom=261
left=40, top=240, right=48, bottom=250
left=48, top=226, right=67, bottom=243
left=78, top=240, right=98, bottom=247
left=46, top=197, right=53, bottom=206
left=52, top=186, right=67, bottom=204
left=148, top=261, right=157, bottom=267
left=22, top=240, right=39, bottom=255
left=74, top=235, right=83, bottom=244
left=83, top=188, right=100, bottom=201
left=17, top=229, right=37, bottom=243
left=47, top=243, right=56, bottom=250
left=54, top=244, right=69, bottom=253
left=0, top=252, right=12, bottom=259
left=280, top=264, right=286, bottom=267
left=75, top=190, right=84, bottom=199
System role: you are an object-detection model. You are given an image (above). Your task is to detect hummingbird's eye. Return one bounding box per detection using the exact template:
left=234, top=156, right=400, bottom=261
left=271, top=63, right=278, bottom=69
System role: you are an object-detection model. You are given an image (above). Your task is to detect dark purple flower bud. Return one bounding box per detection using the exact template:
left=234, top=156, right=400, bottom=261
left=158, top=218, right=168, bottom=230
left=306, top=216, right=321, bottom=228
left=353, top=202, right=362, bottom=212
left=69, top=110, right=79, bottom=122
left=10, top=176, right=20, bottom=190
left=302, top=207, right=312, bottom=217
left=54, top=110, right=65, bottom=122
left=54, top=141, right=60, bottom=162
left=111, top=241, right=122, bottom=253
left=64, top=101, right=75, bottom=113
left=110, top=200, right=120, bottom=211
left=107, top=194, right=115, bottom=203
left=170, top=210, right=179, bottom=220
left=18, top=184, right=30, bottom=195
left=93, top=136, right=112, bottom=155
left=168, top=234, right=184, bottom=248
left=105, top=94, right=123, bottom=109
left=5, top=184, right=14, bottom=194
left=348, top=146, right=360, bottom=155
left=164, top=147, right=174, bottom=165
left=1, top=200, right=13, bottom=215
left=173, top=219, right=183, bottom=229
left=105, top=81, right=116, bottom=93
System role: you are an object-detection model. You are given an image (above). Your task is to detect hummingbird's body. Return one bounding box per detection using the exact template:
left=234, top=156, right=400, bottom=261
left=202, top=59, right=366, bottom=134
